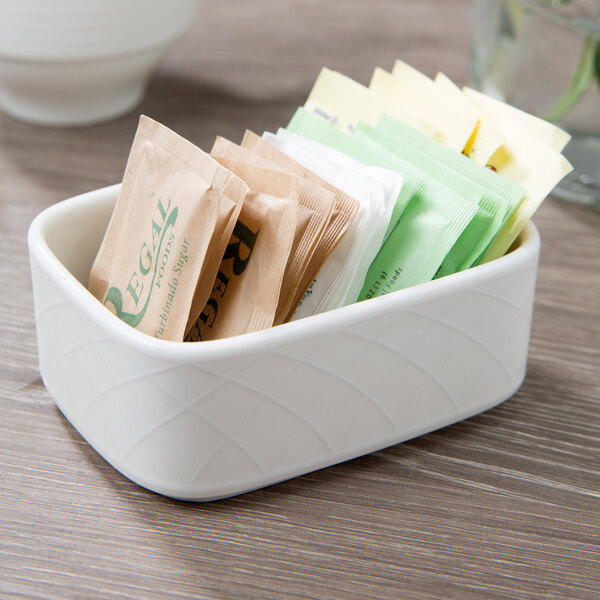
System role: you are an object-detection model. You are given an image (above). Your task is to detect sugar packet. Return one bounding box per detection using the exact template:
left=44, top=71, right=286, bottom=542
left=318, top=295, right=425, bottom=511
left=386, top=67, right=572, bottom=260
left=185, top=159, right=299, bottom=341
left=262, top=130, right=395, bottom=317
left=367, top=115, right=527, bottom=271
left=356, top=121, right=505, bottom=275
left=89, top=116, right=248, bottom=342
left=241, top=130, right=359, bottom=320
left=459, top=95, right=573, bottom=261
left=304, top=67, right=439, bottom=139
left=210, top=136, right=335, bottom=325
left=381, top=63, right=572, bottom=260
left=462, top=86, right=571, bottom=152
left=369, top=66, right=477, bottom=153
left=285, top=108, right=478, bottom=296
left=287, top=107, right=417, bottom=241
left=349, top=131, right=478, bottom=298
left=432, top=72, right=505, bottom=165
left=272, top=126, right=404, bottom=237
left=358, top=188, right=476, bottom=300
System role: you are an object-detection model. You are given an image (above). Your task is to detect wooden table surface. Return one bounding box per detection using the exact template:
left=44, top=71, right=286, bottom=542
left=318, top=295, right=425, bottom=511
left=1, top=1, right=599, bottom=598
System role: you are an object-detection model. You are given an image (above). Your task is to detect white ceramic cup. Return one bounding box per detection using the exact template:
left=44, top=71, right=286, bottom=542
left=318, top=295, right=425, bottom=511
left=0, top=0, right=197, bottom=126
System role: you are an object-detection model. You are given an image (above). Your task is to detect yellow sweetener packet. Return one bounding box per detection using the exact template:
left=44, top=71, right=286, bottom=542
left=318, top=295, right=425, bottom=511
left=372, top=65, right=477, bottom=153
left=481, top=116, right=572, bottom=261
left=433, top=71, right=505, bottom=165
left=304, top=67, right=439, bottom=140
left=463, top=86, right=571, bottom=152
left=428, top=71, right=572, bottom=260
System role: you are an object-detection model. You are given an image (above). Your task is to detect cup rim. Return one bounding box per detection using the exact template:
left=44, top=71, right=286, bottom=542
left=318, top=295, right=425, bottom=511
left=512, top=0, right=600, bottom=36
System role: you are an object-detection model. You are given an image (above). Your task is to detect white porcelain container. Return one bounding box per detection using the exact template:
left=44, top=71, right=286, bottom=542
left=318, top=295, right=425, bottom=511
left=28, top=185, right=540, bottom=501
left=0, top=0, right=197, bottom=126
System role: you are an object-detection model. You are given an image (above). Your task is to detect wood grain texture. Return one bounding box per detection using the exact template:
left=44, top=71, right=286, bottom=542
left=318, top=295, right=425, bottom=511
left=1, top=1, right=599, bottom=598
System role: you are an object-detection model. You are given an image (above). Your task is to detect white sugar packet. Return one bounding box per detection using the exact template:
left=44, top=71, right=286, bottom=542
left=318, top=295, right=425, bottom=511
left=262, top=130, right=403, bottom=318
left=272, top=128, right=404, bottom=238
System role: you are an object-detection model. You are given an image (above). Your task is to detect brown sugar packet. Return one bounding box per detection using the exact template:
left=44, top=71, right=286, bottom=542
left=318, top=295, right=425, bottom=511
left=241, top=130, right=359, bottom=320
left=210, top=136, right=335, bottom=325
left=185, top=167, right=248, bottom=334
left=185, top=159, right=299, bottom=342
left=89, top=116, right=248, bottom=342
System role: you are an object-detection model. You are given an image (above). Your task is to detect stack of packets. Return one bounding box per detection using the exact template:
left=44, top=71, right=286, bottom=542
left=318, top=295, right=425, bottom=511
left=89, top=60, right=573, bottom=342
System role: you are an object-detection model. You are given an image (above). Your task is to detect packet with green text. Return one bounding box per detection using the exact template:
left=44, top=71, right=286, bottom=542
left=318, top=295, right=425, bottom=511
left=89, top=116, right=248, bottom=342
left=350, top=131, right=478, bottom=298
left=185, top=159, right=299, bottom=341
left=210, top=136, right=335, bottom=325
left=240, top=130, right=360, bottom=320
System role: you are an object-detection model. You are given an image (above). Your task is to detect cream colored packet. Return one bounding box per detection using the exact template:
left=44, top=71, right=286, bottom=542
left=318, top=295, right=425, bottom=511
left=370, top=66, right=477, bottom=153
left=185, top=159, right=299, bottom=342
left=426, top=73, right=571, bottom=258
left=210, top=136, right=335, bottom=325
left=481, top=122, right=572, bottom=260
left=89, top=116, right=248, bottom=342
left=463, top=86, right=571, bottom=152
left=425, top=73, right=573, bottom=258
left=304, top=67, right=439, bottom=140
left=432, top=72, right=505, bottom=165
left=241, top=130, right=360, bottom=320
left=388, top=61, right=502, bottom=162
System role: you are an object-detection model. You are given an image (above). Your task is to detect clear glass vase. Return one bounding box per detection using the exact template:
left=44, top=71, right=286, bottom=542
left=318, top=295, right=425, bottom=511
left=471, top=0, right=600, bottom=207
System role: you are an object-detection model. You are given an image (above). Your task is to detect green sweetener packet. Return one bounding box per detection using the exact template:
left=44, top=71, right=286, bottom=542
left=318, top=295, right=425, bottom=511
left=358, top=191, right=473, bottom=300
left=287, top=108, right=478, bottom=298
left=357, top=121, right=498, bottom=276
left=351, top=131, right=477, bottom=299
left=374, top=114, right=527, bottom=269
left=288, top=107, right=416, bottom=242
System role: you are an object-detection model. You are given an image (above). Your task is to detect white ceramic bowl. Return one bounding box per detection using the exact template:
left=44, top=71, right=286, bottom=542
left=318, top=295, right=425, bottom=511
left=28, top=185, right=540, bottom=501
left=0, top=0, right=197, bottom=126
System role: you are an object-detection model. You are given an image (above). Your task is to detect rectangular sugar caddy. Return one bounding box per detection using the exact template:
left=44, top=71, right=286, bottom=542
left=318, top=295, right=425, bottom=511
left=28, top=185, right=540, bottom=500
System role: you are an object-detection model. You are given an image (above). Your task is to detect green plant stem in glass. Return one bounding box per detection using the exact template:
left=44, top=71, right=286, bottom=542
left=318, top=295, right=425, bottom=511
left=545, top=32, right=600, bottom=122
left=471, top=0, right=600, bottom=206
